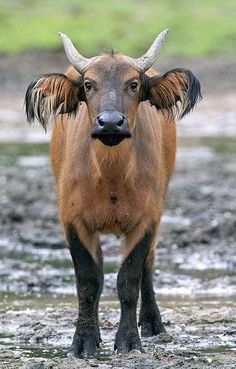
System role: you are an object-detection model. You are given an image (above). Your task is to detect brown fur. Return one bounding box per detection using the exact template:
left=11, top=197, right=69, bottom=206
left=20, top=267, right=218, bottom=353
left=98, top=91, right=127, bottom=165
left=25, top=51, right=201, bottom=355
left=51, top=58, right=176, bottom=262
left=25, top=52, right=201, bottom=267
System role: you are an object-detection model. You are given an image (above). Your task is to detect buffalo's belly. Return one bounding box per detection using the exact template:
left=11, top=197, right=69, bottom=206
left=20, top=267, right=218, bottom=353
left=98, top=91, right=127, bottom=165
left=82, top=194, right=152, bottom=236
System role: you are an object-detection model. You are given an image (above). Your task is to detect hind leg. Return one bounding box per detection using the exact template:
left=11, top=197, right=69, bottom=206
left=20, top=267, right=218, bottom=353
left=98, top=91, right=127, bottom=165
left=139, top=225, right=166, bottom=337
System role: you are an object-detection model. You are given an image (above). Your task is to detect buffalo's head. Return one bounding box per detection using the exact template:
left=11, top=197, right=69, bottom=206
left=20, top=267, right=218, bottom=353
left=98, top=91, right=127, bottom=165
left=25, top=30, right=201, bottom=146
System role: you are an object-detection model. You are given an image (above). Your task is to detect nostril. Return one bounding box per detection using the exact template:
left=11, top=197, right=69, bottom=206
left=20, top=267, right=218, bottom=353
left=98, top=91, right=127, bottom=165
left=117, top=119, right=124, bottom=127
left=98, top=117, right=105, bottom=127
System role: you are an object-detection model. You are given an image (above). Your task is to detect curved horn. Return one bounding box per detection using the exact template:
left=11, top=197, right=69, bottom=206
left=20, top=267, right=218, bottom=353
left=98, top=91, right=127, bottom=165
left=59, top=32, right=97, bottom=74
left=124, top=29, right=169, bottom=73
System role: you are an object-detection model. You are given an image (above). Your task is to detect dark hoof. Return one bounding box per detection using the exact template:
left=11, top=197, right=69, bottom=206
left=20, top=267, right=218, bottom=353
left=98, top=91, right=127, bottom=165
left=114, top=330, right=144, bottom=354
left=69, top=326, right=100, bottom=358
left=140, top=319, right=166, bottom=337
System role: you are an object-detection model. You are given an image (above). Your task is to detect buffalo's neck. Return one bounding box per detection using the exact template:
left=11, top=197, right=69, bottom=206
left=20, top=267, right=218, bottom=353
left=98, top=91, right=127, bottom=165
left=90, top=139, right=135, bottom=185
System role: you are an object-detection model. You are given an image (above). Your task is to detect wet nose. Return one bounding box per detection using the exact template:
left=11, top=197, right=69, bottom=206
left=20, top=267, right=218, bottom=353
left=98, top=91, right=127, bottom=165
left=96, top=111, right=127, bottom=132
left=91, top=111, right=131, bottom=146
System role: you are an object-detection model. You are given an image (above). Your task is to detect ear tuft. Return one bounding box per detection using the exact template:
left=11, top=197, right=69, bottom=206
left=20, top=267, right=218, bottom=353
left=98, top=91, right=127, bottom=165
left=25, top=73, right=83, bottom=131
left=144, top=68, right=202, bottom=119
left=178, top=69, right=202, bottom=118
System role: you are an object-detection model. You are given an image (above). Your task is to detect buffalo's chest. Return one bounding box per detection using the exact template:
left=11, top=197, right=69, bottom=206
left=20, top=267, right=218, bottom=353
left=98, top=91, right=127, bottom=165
left=82, top=185, right=151, bottom=235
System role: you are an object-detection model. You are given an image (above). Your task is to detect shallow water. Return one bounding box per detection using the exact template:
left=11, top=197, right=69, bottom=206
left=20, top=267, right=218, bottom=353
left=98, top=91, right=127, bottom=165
left=0, top=138, right=236, bottom=368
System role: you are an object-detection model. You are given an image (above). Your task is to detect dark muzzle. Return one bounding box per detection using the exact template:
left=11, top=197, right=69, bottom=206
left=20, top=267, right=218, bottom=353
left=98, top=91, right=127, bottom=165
left=91, top=111, right=131, bottom=146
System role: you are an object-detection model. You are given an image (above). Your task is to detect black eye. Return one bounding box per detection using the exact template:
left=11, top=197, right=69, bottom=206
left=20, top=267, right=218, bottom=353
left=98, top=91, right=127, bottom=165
left=129, top=81, right=138, bottom=92
left=84, top=81, right=93, bottom=92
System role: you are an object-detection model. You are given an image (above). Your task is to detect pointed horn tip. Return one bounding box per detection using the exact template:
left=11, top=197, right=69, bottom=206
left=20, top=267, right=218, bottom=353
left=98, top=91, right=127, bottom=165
left=157, top=28, right=170, bottom=44
left=160, top=29, right=170, bottom=39
left=58, top=32, right=68, bottom=40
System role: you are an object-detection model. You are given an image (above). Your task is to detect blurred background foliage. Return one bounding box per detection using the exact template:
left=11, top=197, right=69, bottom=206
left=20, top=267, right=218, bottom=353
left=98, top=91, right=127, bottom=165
left=0, top=0, right=235, bottom=57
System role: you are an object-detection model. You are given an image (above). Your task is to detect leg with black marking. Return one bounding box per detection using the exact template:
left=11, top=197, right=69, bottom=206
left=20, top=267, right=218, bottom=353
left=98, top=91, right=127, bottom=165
left=139, top=247, right=166, bottom=337
left=114, top=228, right=153, bottom=353
left=66, top=224, right=103, bottom=358
left=95, top=243, right=104, bottom=343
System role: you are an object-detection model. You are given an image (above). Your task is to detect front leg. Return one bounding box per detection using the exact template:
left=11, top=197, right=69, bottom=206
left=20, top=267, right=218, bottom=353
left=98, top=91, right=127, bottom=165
left=66, top=224, right=103, bottom=358
left=115, top=227, right=153, bottom=354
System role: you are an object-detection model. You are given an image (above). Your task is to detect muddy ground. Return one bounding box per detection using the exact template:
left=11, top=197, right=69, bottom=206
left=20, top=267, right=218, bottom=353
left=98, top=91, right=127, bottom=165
left=0, top=52, right=236, bottom=368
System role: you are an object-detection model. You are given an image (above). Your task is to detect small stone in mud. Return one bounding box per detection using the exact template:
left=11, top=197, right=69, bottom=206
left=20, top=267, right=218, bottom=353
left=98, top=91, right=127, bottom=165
left=88, top=361, right=99, bottom=367
left=157, top=332, right=173, bottom=342
left=204, top=357, right=213, bottom=364
left=0, top=349, right=17, bottom=359
left=27, top=364, right=45, bottom=369
left=127, top=349, right=142, bottom=358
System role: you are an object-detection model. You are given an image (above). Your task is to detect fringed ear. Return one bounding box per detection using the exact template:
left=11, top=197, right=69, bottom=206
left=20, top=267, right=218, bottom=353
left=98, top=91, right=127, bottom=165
left=25, top=73, right=85, bottom=130
left=142, top=68, right=202, bottom=119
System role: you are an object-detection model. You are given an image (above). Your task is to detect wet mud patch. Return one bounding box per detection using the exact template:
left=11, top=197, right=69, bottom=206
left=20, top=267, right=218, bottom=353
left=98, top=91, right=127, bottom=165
left=0, top=298, right=236, bottom=368
left=0, top=138, right=236, bottom=368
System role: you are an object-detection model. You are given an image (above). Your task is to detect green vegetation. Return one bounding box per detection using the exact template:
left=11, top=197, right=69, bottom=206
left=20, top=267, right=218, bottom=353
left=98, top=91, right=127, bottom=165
left=0, top=0, right=235, bottom=57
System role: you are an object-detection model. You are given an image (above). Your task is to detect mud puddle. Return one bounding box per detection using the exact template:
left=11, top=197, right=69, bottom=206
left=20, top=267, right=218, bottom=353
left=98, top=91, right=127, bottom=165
left=0, top=138, right=236, bottom=368
left=1, top=295, right=235, bottom=368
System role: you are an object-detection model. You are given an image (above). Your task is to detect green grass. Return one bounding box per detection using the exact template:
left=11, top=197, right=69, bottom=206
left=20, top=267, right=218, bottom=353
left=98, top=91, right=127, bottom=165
left=0, top=0, right=236, bottom=57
